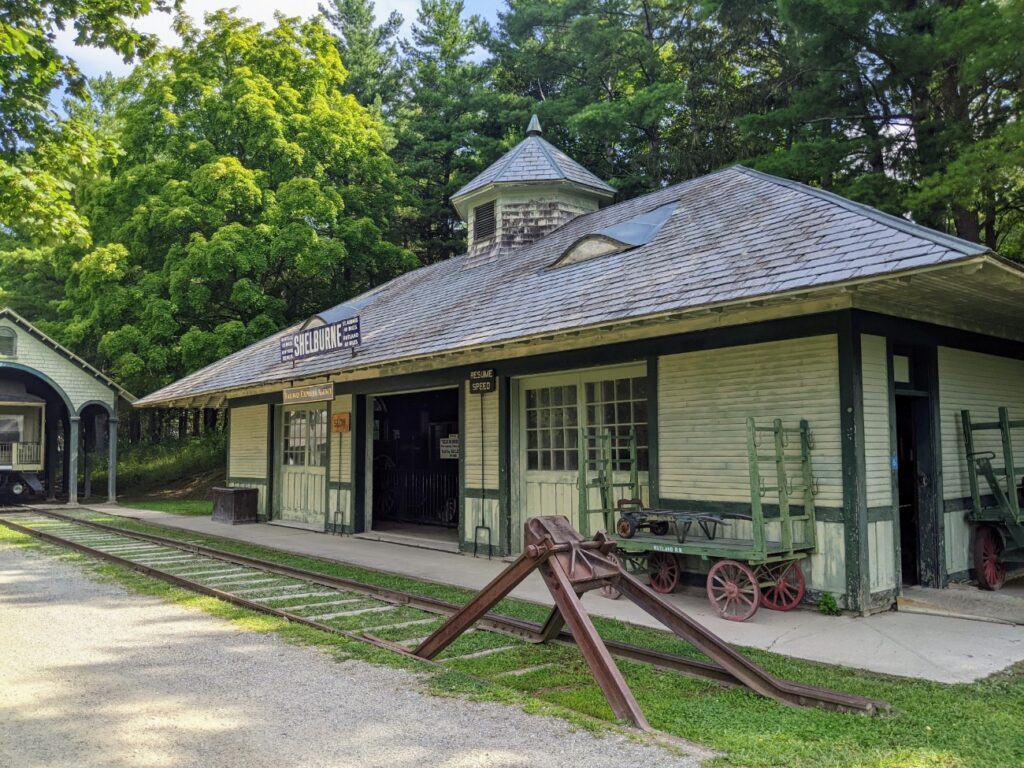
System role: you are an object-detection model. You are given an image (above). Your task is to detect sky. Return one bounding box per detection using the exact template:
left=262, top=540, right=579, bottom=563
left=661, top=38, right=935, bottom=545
left=58, top=0, right=499, bottom=81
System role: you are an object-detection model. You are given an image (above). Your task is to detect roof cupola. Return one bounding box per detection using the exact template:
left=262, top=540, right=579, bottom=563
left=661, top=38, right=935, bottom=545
left=452, top=115, right=615, bottom=256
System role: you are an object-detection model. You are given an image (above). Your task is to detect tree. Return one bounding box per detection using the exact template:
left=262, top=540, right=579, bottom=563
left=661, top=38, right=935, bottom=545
left=489, top=1, right=745, bottom=195
left=0, top=0, right=180, bottom=246
left=319, top=0, right=405, bottom=111
left=61, top=11, right=416, bottom=395
left=393, top=0, right=499, bottom=262
left=712, top=0, right=1024, bottom=256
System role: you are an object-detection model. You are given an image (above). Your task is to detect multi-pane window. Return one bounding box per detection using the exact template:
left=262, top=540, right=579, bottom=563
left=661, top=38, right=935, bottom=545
left=524, top=373, right=649, bottom=473
left=283, top=410, right=307, bottom=466
left=283, top=407, right=329, bottom=466
left=307, top=409, right=328, bottom=467
left=584, top=377, right=648, bottom=471
left=525, top=385, right=579, bottom=471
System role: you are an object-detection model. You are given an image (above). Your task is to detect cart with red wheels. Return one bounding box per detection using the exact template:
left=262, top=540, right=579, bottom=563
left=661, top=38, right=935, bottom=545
left=608, top=417, right=818, bottom=621
left=961, top=407, right=1024, bottom=590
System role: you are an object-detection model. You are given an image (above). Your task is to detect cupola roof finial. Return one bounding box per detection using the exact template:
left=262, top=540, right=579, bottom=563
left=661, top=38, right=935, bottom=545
left=526, top=114, right=542, bottom=137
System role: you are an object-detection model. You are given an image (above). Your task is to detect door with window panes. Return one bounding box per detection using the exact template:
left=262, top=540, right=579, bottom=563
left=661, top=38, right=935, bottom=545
left=278, top=405, right=328, bottom=528
left=516, top=365, right=649, bottom=551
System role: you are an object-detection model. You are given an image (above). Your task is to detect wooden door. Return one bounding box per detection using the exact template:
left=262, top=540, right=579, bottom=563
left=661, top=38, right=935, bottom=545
left=278, top=406, right=328, bottom=528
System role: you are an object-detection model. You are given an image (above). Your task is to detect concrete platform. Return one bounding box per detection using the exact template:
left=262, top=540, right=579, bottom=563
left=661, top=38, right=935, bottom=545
left=899, top=583, right=1024, bottom=625
left=77, top=503, right=1024, bottom=684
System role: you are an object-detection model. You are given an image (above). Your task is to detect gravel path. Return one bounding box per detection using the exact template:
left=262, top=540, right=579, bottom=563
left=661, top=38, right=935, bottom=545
left=0, top=544, right=700, bottom=768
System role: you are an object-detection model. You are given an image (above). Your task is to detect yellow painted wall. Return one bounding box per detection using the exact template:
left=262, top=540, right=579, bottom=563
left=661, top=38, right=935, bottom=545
left=938, top=347, right=1024, bottom=574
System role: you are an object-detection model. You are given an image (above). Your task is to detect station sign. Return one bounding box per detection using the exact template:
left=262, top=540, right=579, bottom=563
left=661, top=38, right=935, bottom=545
left=332, top=412, right=351, bottom=433
left=280, top=316, right=361, bottom=363
left=468, top=368, right=496, bottom=394
left=282, top=383, right=334, bottom=404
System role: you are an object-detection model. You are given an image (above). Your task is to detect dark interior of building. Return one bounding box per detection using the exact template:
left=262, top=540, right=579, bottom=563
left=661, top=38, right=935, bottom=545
left=372, top=389, right=459, bottom=536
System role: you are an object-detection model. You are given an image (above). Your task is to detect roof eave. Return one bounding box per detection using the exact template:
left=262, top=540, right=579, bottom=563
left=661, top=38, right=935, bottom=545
left=135, top=253, right=1015, bottom=409
left=0, top=307, right=136, bottom=402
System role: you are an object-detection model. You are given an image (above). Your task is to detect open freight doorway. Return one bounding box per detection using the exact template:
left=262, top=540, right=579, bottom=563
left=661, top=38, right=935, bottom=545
left=371, top=389, right=459, bottom=546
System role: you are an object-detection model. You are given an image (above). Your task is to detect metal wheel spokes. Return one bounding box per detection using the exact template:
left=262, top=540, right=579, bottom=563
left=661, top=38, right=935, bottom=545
left=616, top=516, right=637, bottom=539
left=757, top=561, right=806, bottom=611
left=707, top=559, right=760, bottom=621
left=600, top=552, right=623, bottom=600
left=650, top=521, right=670, bottom=536
left=648, top=551, right=680, bottom=594
left=975, top=525, right=1006, bottom=591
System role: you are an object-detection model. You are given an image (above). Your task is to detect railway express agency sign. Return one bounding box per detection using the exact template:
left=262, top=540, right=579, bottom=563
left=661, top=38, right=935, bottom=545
left=281, top=317, right=361, bottom=363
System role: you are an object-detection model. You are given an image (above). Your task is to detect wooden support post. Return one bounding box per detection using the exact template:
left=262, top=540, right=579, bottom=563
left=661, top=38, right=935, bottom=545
left=414, top=553, right=539, bottom=660
left=539, top=559, right=650, bottom=730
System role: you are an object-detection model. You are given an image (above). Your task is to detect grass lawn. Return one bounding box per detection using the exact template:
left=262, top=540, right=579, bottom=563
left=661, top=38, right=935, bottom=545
left=119, top=499, right=213, bottom=516
left=4, top=513, right=1022, bottom=768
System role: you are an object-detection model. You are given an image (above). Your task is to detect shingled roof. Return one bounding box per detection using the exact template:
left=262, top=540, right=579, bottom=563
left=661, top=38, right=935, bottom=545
left=452, top=117, right=615, bottom=203
left=137, top=165, right=1000, bottom=406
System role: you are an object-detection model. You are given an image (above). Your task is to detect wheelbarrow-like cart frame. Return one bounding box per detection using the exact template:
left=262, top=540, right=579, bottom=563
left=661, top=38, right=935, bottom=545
left=961, top=407, right=1024, bottom=589
left=607, top=417, right=819, bottom=621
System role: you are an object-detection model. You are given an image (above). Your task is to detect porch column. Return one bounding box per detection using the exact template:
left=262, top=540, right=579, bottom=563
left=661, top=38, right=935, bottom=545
left=107, top=417, right=119, bottom=503
left=68, top=416, right=80, bottom=504
left=45, top=406, right=59, bottom=500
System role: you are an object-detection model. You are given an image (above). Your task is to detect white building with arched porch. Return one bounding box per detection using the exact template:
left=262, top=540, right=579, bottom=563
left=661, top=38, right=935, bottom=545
left=0, top=308, right=134, bottom=503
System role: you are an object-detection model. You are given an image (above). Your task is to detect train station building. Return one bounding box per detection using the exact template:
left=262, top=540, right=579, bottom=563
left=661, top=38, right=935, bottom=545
left=135, top=118, right=1024, bottom=614
left=0, top=308, right=134, bottom=503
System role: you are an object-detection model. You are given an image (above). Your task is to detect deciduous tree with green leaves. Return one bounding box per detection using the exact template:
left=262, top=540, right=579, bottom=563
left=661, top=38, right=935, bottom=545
left=61, top=11, right=416, bottom=394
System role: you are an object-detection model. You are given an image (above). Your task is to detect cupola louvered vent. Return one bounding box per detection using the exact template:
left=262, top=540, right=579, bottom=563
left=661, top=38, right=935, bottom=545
left=473, top=201, right=496, bottom=241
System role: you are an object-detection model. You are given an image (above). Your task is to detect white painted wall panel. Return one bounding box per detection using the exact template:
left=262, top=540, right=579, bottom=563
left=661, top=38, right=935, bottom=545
left=658, top=335, right=842, bottom=505
left=329, top=394, right=354, bottom=484
left=229, top=405, right=268, bottom=479
left=868, top=519, right=896, bottom=591
left=938, top=347, right=1024, bottom=501
left=464, top=382, right=500, bottom=490
left=0, top=318, right=116, bottom=412
left=938, top=347, right=1024, bottom=575
left=861, top=335, right=893, bottom=509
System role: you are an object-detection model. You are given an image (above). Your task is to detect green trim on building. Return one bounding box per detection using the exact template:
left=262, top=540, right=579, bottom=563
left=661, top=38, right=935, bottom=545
left=498, top=374, right=511, bottom=556
left=838, top=314, right=870, bottom=614
left=646, top=355, right=660, bottom=508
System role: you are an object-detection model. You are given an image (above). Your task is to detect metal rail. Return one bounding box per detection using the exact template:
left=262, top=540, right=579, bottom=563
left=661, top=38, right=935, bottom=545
left=0, top=508, right=888, bottom=716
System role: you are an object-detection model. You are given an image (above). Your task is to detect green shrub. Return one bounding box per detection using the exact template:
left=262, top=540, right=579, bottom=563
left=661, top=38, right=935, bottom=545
left=92, top=431, right=226, bottom=496
left=817, top=591, right=842, bottom=616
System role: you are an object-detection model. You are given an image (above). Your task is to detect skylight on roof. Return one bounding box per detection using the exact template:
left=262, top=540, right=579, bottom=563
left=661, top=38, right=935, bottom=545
left=553, top=202, right=678, bottom=268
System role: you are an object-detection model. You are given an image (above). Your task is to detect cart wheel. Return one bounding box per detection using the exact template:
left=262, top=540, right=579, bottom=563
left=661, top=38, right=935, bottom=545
left=650, top=521, right=670, bottom=536
left=648, top=552, right=680, bottom=594
left=616, top=516, right=638, bottom=539
left=757, top=561, right=805, bottom=611
left=707, top=560, right=761, bottom=621
left=600, top=552, right=623, bottom=600
left=974, top=525, right=1006, bottom=591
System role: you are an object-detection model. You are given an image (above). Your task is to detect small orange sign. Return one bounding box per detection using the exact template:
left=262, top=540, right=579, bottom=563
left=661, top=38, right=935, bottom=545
left=332, top=412, right=351, bottom=433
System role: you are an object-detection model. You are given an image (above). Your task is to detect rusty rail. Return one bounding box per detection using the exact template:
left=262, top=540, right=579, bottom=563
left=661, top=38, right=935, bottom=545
left=1, top=508, right=889, bottom=719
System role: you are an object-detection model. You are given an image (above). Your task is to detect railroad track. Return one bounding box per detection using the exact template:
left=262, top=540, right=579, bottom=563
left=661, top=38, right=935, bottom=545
left=0, top=508, right=888, bottom=717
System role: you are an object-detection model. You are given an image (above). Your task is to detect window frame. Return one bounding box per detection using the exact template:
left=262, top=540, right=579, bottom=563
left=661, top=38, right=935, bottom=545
left=0, top=327, right=16, bottom=358
left=520, top=364, right=649, bottom=475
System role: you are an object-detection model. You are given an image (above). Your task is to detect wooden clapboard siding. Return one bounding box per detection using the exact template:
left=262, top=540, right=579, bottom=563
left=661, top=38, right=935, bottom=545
left=0, top=318, right=116, bottom=412
left=657, top=335, right=842, bottom=505
left=810, top=521, right=846, bottom=594
left=937, top=347, right=1024, bottom=574
left=329, top=394, right=353, bottom=484
left=464, top=380, right=499, bottom=491
left=945, top=509, right=971, bottom=575
left=938, top=347, right=1024, bottom=500
left=228, top=405, right=268, bottom=479
left=868, top=519, right=897, bottom=591
left=861, top=335, right=892, bottom=509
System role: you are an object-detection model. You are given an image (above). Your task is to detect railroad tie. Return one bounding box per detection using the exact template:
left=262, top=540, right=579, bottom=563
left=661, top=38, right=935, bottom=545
left=308, top=605, right=396, bottom=621
left=359, top=617, right=439, bottom=633
left=278, top=597, right=364, bottom=613
left=446, top=645, right=519, bottom=661
left=259, top=591, right=339, bottom=603
left=494, top=663, right=559, bottom=678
